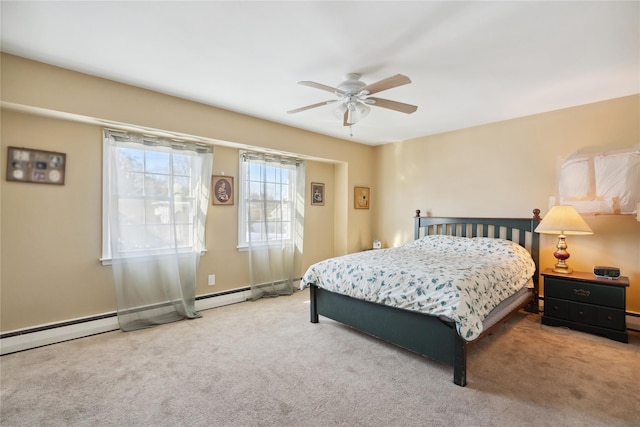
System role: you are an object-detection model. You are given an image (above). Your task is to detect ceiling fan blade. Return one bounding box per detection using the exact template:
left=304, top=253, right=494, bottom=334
left=361, top=74, right=411, bottom=95
left=368, top=97, right=418, bottom=114
left=287, top=100, right=335, bottom=114
left=298, top=81, right=344, bottom=94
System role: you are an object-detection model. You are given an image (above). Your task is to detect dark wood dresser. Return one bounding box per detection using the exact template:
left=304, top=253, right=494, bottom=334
left=542, top=269, right=629, bottom=343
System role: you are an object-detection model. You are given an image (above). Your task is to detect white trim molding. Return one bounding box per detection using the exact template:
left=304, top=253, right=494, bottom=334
left=0, top=288, right=251, bottom=355
left=3, top=292, right=636, bottom=356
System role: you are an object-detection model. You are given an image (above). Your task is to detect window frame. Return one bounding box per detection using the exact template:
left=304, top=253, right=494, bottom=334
left=101, top=130, right=208, bottom=264
left=237, top=151, right=299, bottom=250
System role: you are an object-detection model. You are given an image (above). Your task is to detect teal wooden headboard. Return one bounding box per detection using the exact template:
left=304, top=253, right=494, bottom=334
left=413, top=208, right=542, bottom=313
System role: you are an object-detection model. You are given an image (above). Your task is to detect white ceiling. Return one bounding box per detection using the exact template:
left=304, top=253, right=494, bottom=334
left=1, top=1, right=638, bottom=146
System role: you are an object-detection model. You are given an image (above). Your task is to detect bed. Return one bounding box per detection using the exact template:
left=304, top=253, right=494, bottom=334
left=301, top=209, right=542, bottom=387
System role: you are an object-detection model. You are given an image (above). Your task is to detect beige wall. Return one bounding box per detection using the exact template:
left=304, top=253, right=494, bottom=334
left=1, top=113, right=116, bottom=326
left=1, top=54, right=373, bottom=332
left=373, top=95, right=640, bottom=313
left=1, top=53, right=638, bottom=333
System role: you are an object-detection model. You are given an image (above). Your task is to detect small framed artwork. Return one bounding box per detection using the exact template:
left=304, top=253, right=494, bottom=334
left=212, top=175, right=234, bottom=205
left=6, top=146, right=66, bottom=185
left=354, top=186, right=370, bottom=209
left=311, top=182, right=325, bottom=206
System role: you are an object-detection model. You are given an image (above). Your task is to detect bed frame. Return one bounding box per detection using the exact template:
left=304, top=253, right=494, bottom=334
left=308, top=209, right=542, bottom=387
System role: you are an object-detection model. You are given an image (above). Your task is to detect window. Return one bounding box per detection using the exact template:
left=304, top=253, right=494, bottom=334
left=238, top=151, right=301, bottom=248
left=102, top=130, right=213, bottom=262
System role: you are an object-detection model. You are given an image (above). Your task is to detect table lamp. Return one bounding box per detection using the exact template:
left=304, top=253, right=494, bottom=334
left=535, top=205, right=593, bottom=274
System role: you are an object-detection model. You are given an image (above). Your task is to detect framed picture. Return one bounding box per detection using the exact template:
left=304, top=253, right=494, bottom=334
left=6, top=146, right=66, bottom=185
left=354, top=186, right=370, bottom=209
left=212, top=175, right=234, bottom=205
left=311, top=182, right=325, bottom=206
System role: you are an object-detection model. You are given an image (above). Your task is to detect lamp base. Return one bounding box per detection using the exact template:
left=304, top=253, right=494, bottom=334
left=552, top=234, right=573, bottom=274
left=552, top=264, right=573, bottom=274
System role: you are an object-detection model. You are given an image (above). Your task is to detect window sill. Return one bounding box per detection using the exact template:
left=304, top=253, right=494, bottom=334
left=100, top=249, right=208, bottom=266
left=236, top=241, right=294, bottom=252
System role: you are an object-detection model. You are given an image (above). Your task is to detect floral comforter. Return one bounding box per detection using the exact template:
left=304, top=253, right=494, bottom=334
left=301, top=235, right=535, bottom=341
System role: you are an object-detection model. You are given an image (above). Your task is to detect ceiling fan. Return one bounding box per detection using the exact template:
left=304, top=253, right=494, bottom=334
left=287, top=73, right=418, bottom=126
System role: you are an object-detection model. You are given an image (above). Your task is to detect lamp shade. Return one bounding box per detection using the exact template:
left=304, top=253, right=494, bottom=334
left=535, top=205, right=593, bottom=235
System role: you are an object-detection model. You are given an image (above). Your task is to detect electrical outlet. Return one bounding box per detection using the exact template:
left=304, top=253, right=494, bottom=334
left=208, top=275, right=216, bottom=286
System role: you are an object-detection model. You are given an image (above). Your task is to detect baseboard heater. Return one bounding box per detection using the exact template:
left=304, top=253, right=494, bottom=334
left=0, top=287, right=252, bottom=356
left=6, top=288, right=634, bottom=356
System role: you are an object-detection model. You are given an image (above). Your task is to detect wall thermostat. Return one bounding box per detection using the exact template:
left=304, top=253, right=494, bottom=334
left=593, top=266, right=620, bottom=279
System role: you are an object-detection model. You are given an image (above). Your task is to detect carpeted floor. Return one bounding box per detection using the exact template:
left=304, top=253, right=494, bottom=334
left=1, top=287, right=639, bottom=427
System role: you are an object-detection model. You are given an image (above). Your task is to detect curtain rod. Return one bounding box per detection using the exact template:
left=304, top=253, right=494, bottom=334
left=104, top=129, right=213, bottom=154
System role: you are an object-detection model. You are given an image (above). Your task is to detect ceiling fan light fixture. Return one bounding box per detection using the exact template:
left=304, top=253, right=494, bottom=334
left=347, top=103, right=359, bottom=124
left=355, top=102, right=370, bottom=121
left=333, top=103, right=347, bottom=119
left=346, top=102, right=370, bottom=125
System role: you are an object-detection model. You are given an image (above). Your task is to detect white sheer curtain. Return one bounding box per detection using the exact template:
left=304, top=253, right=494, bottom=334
left=241, top=152, right=305, bottom=300
left=105, top=130, right=213, bottom=331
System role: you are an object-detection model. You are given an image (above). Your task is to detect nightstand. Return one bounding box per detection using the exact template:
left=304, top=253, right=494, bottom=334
left=542, top=269, right=629, bottom=343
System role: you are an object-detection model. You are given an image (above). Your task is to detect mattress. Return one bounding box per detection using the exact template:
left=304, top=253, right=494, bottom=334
left=301, top=235, right=536, bottom=341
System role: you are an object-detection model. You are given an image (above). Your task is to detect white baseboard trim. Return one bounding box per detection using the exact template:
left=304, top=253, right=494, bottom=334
left=627, top=315, right=640, bottom=331
left=196, top=288, right=252, bottom=312
left=0, top=316, right=119, bottom=356
left=0, top=289, right=251, bottom=356
left=3, top=292, right=635, bottom=356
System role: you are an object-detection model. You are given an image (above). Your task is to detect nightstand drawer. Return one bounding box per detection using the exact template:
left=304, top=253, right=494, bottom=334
left=544, top=277, right=625, bottom=309
left=596, top=307, right=626, bottom=331
left=569, top=303, right=596, bottom=325
left=544, top=298, right=569, bottom=320
left=542, top=270, right=629, bottom=343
